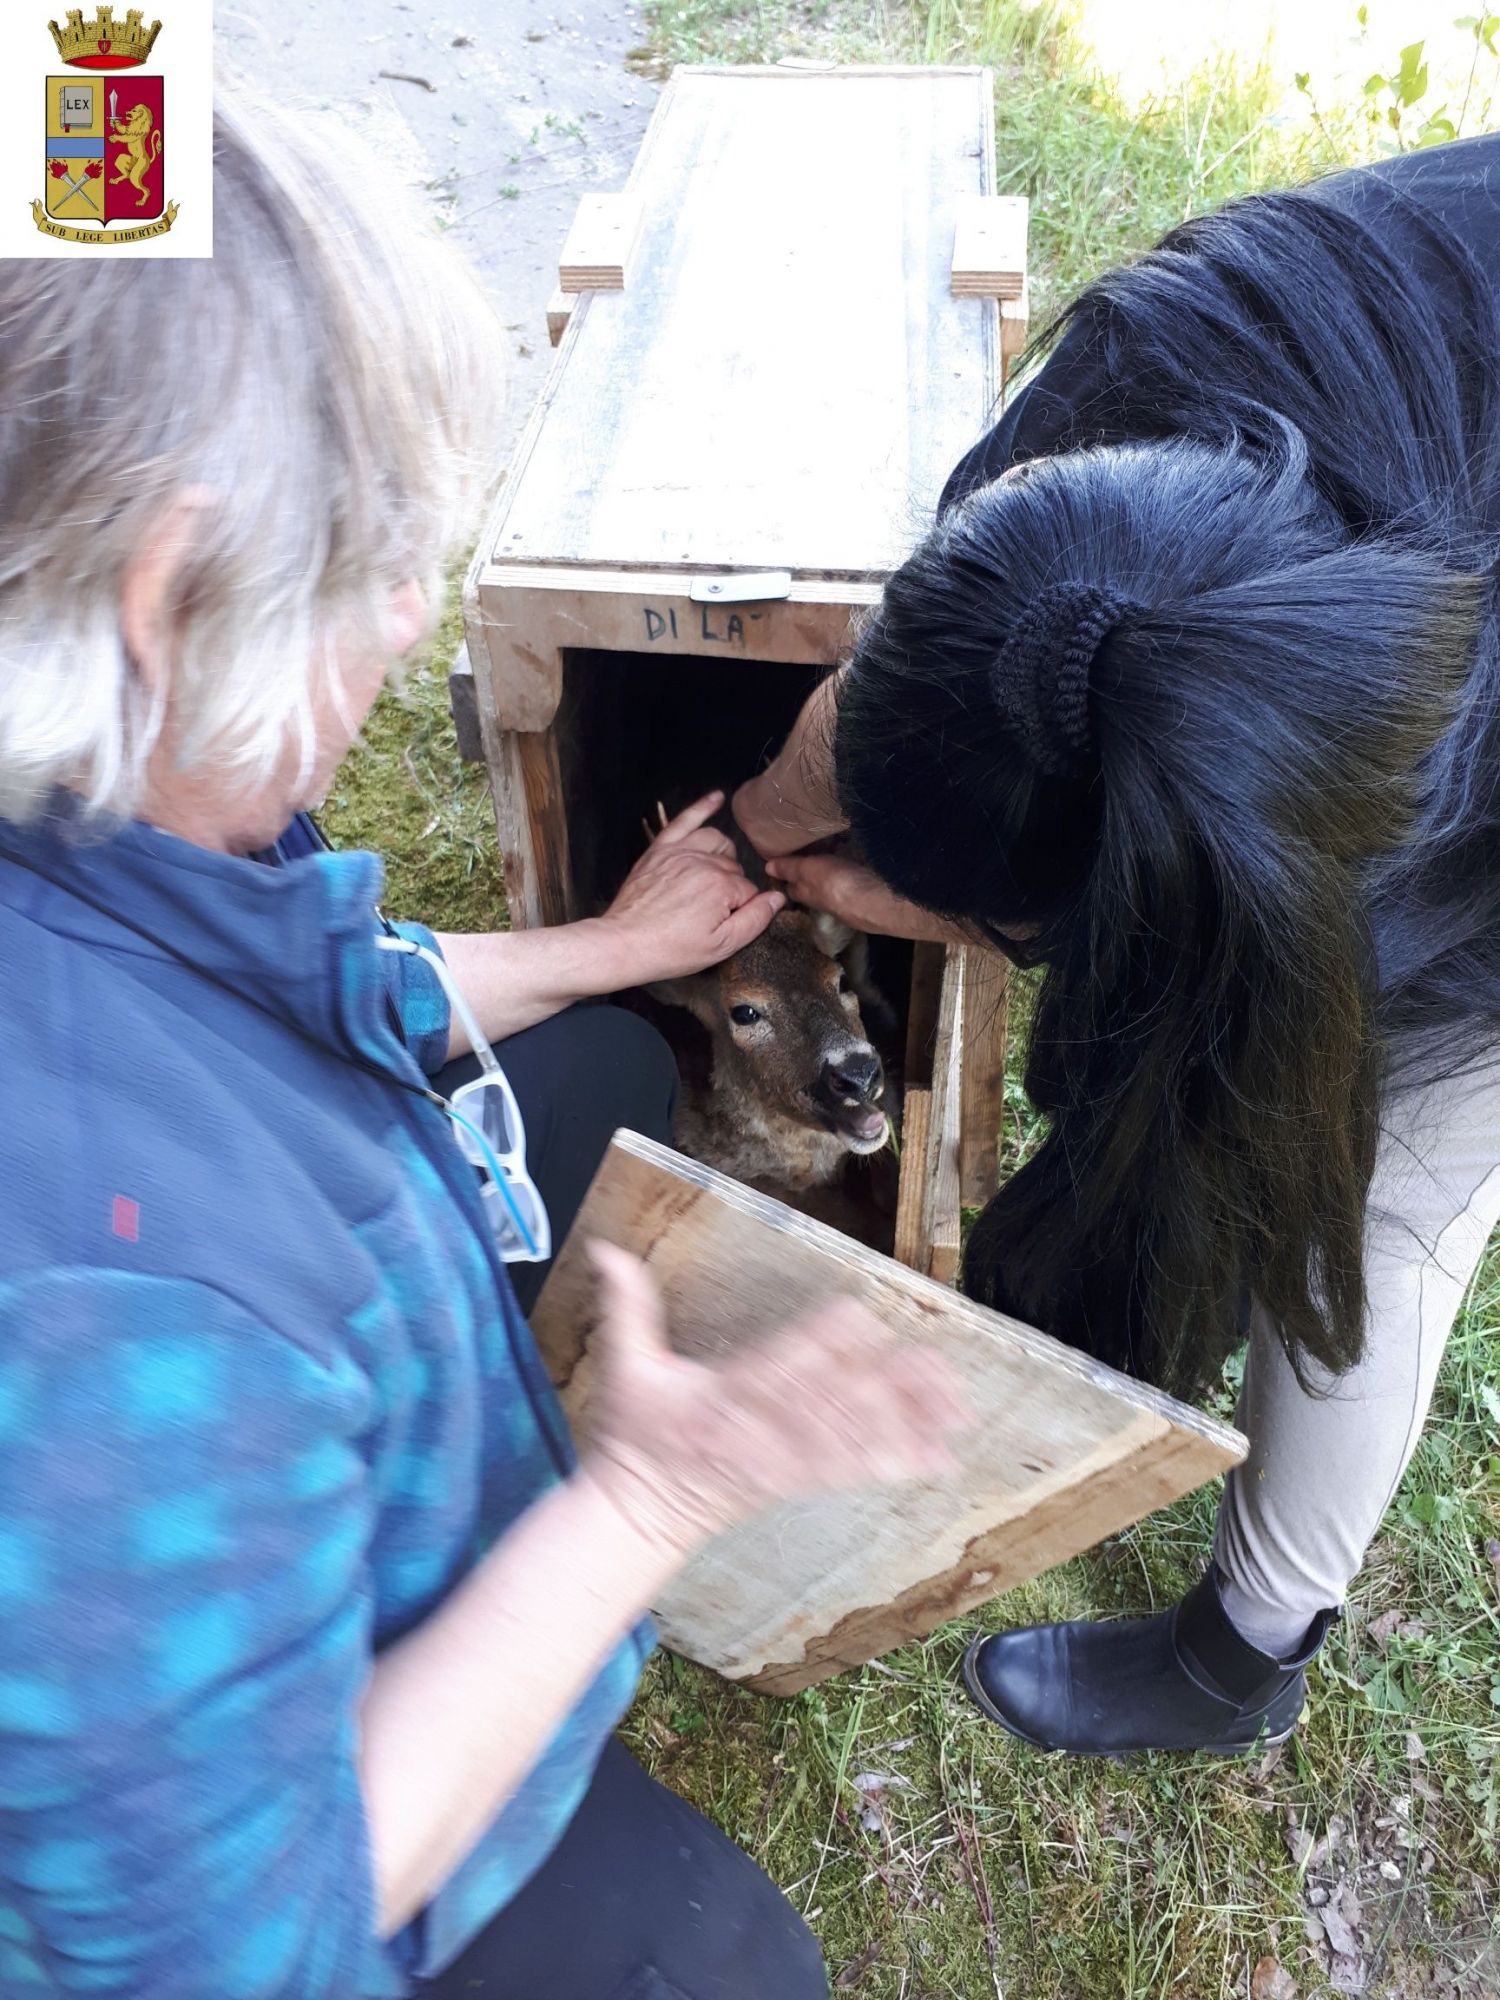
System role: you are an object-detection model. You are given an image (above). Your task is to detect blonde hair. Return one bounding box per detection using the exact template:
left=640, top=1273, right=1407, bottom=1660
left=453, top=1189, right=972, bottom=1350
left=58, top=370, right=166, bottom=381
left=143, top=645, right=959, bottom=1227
left=0, top=81, right=506, bottom=823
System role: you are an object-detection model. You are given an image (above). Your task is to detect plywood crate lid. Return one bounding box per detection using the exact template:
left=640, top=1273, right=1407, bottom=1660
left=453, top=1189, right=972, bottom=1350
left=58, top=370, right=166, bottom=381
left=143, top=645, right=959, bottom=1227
left=488, top=66, right=1004, bottom=583
left=532, top=1133, right=1247, bottom=1696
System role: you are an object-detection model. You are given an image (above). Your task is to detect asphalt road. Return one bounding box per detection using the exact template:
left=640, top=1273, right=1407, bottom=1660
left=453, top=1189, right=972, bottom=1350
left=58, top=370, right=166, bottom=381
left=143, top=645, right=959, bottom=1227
left=225, top=0, right=658, bottom=457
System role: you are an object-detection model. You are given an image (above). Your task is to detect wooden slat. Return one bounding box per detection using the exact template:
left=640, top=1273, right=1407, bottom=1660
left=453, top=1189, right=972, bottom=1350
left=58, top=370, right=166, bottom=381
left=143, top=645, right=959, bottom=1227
left=1001, top=280, right=1029, bottom=384
left=447, top=644, right=484, bottom=765
left=927, top=949, right=964, bottom=1286
left=557, top=192, right=643, bottom=293
left=903, top=940, right=947, bottom=1088
left=546, top=288, right=573, bottom=346
left=895, top=944, right=963, bottom=1279
left=531, top=1133, right=1246, bottom=1694
left=959, top=948, right=1009, bottom=1209
left=464, top=605, right=574, bottom=929
left=951, top=193, right=1028, bottom=298
left=485, top=69, right=1001, bottom=579
left=891, top=1089, right=932, bottom=1273
left=466, top=566, right=878, bottom=735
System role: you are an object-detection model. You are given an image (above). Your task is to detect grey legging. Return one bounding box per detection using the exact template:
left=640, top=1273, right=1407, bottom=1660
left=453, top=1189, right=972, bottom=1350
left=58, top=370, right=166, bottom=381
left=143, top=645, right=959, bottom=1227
left=1216, top=1052, right=1500, bottom=1655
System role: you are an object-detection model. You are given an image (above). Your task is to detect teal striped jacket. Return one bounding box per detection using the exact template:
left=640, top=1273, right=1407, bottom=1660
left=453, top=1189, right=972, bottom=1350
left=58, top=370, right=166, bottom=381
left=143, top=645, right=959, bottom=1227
left=0, top=810, right=650, bottom=1997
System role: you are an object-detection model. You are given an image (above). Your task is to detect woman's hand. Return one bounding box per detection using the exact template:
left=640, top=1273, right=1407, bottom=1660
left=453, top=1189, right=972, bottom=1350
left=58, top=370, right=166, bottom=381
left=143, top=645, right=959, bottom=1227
left=363, top=1242, right=967, bottom=1932
left=765, top=852, right=972, bottom=946
left=579, top=1242, right=970, bottom=1557
left=596, top=792, right=784, bottom=985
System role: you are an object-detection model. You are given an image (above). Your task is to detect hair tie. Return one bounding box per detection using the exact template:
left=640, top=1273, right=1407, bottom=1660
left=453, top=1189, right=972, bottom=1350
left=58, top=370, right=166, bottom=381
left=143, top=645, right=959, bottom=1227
left=990, top=581, right=1134, bottom=778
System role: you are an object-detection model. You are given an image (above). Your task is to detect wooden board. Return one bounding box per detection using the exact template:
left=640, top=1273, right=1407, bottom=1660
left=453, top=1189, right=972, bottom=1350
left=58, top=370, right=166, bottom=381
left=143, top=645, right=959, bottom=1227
left=893, top=945, right=963, bottom=1282
left=951, top=192, right=1028, bottom=297
left=531, top=1132, right=1247, bottom=1695
left=890, top=1088, right=932, bottom=1274
left=545, top=289, right=574, bottom=347
left=927, top=948, right=965, bottom=1284
left=1001, top=280, right=1030, bottom=382
left=959, top=948, right=1009, bottom=1208
left=558, top=192, right=643, bottom=293
left=466, top=563, right=879, bottom=735
left=482, top=67, right=1003, bottom=582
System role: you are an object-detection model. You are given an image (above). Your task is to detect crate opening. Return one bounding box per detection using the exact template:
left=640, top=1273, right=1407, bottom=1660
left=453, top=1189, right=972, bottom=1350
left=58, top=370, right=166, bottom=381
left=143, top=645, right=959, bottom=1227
left=557, top=647, right=925, bottom=1253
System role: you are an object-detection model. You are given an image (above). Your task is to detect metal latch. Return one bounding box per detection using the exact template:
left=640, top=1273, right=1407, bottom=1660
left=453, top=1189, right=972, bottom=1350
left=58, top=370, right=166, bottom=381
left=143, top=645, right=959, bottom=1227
left=688, top=571, right=793, bottom=605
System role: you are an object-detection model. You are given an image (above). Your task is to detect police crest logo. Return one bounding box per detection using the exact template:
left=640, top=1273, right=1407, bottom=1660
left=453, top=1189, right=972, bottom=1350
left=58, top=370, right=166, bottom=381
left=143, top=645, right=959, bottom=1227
left=38, top=9, right=176, bottom=241
left=2, top=3, right=211, bottom=257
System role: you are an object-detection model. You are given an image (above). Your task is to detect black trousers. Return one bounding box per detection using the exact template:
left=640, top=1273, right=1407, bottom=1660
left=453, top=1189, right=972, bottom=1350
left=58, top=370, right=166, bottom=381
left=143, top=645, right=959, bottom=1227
left=425, top=1006, right=829, bottom=1999
left=418, top=1739, right=827, bottom=1999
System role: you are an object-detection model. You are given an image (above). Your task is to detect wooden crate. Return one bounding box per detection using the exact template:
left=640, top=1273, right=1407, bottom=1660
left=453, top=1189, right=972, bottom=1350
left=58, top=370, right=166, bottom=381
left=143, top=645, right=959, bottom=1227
left=465, top=65, right=1029, bottom=1266
left=533, top=1134, right=1247, bottom=1695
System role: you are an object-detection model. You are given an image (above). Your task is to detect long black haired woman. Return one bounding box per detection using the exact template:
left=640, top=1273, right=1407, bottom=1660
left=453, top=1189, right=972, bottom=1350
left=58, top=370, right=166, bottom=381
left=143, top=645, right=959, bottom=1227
left=735, top=131, right=1500, bottom=1758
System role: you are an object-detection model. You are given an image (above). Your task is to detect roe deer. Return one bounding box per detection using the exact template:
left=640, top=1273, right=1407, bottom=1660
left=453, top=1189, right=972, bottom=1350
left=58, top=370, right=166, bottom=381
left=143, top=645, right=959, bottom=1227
left=650, top=907, right=892, bottom=1200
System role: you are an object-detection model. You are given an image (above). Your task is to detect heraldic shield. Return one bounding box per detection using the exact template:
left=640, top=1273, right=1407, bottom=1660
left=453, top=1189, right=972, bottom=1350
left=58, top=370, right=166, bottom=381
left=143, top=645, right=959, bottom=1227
left=46, top=70, right=165, bottom=226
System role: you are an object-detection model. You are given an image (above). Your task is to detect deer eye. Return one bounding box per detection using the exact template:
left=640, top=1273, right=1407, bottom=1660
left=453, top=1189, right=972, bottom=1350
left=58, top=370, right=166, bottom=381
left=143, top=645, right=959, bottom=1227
left=729, top=1004, right=762, bottom=1027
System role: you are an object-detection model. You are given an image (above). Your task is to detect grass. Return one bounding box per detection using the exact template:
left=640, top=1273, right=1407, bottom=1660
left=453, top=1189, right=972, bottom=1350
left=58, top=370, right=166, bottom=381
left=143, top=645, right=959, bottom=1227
left=323, top=4, right=1500, bottom=1991
left=320, top=574, right=505, bottom=932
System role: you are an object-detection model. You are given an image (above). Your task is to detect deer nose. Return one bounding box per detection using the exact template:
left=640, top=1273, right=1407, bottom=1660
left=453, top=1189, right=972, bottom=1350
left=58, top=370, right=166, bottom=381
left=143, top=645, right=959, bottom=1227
left=823, top=1048, right=883, bottom=1104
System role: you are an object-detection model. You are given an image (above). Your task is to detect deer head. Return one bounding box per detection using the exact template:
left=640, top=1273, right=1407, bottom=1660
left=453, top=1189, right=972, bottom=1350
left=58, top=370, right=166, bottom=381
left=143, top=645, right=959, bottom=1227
left=653, top=909, right=889, bottom=1153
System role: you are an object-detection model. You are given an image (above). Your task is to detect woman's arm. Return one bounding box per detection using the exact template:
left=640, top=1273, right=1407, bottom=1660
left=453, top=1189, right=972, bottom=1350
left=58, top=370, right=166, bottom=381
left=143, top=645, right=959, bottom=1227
left=359, top=1469, right=681, bottom=1932
left=360, top=1244, right=966, bottom=1931
left=435, top=792, right=784, bottom=1052
left=433, top=919, right=654, bottom=1046
left=731, top=671, right=848, bottom=859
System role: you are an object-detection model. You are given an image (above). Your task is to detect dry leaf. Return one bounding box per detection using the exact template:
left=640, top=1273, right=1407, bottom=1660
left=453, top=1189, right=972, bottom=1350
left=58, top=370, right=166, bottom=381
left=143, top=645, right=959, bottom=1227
left=1367, top=1608, right=1404, bottom=1650
left=1404, top=1729, right=1428, bottom=1762
left=1328, top=1952, right=1367, bottom=1995
left=1251, top=1955, right=1298, bottom=2000
left=1319, top=1898, right=1361, bottom=1960
left=834, top=1940, right=882, bottom=1988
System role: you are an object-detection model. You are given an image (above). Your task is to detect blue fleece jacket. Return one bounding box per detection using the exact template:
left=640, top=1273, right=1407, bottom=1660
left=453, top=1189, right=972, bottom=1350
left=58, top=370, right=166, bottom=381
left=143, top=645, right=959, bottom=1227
left=0, top=810, right=650, bottom=1997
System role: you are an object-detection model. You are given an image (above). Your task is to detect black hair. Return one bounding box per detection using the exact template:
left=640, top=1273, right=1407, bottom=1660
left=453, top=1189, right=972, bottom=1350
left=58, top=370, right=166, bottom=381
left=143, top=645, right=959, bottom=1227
left=837, top=179, right=1499, bottom=1396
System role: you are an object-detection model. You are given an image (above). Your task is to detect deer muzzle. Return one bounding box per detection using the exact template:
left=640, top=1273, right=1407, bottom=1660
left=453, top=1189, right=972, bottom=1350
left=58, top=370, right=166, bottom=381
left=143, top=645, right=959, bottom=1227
left=811, top=1045, right=888, bottom=1153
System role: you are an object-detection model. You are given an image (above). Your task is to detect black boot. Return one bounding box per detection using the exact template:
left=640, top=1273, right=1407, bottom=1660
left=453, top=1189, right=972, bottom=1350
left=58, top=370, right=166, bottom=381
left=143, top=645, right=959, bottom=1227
left=962, top=1567, right=1337, bottom=1758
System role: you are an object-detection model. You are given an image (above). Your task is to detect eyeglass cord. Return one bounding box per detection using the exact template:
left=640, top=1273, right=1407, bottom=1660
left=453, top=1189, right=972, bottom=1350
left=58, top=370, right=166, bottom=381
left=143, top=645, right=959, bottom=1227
left=444, top=1101, right=541, bottom=1259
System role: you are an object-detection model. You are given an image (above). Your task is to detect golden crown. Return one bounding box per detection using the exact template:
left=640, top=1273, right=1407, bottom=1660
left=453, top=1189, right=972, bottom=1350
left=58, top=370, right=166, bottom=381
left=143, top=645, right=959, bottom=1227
left=50, top=7, right=162, bottom=68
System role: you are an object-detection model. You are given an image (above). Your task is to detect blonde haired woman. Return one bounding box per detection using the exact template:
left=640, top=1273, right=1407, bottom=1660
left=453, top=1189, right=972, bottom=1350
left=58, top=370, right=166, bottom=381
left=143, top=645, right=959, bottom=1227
left=0, top=91, right=965, bottom=1999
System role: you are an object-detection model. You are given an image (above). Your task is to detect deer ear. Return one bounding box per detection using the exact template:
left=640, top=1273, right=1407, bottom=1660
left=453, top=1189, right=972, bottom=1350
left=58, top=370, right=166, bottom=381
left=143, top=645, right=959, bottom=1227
left=646, top=977, right=716, bottom=1028
left=808, top=911, right=856, bottom=959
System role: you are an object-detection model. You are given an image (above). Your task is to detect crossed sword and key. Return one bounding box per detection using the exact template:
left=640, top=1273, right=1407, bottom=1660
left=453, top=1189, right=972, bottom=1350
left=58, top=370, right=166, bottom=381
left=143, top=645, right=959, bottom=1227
left=55, top=87, right=120, bottom=212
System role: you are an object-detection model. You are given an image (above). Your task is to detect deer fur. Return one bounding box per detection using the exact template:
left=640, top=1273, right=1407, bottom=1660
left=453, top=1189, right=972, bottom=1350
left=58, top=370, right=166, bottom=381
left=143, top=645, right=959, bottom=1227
left=650, top=907, right=892, bottom=1199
